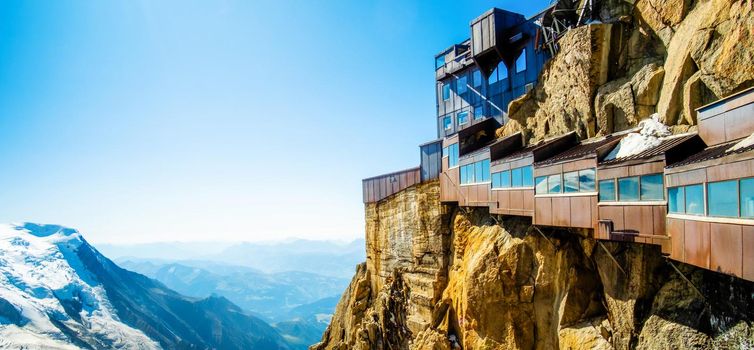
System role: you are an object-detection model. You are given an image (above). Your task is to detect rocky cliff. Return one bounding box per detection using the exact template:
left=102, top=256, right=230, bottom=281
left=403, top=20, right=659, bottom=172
left=313, top=1, right=754, bottom=349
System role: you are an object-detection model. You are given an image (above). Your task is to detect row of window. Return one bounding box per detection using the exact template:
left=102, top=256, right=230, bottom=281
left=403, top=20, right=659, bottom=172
left=598, top=174, right=664, bottom=202
left=535, top=169, right=596, bottom=195
left=442, top=50, right=528, bottom=101
left=491, top=166, right=534, bottom=189
left=669, top=178, right=754, bottom=218
left=460, top=159, right=491, bottom=185
left=442, top=143, right=459, bottom=168
left=442, top=106, right=485, bottom=130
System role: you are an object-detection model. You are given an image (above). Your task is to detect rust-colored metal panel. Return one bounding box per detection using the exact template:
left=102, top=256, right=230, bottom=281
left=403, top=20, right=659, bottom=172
left=591, top=196, right=598, bottom=230
left=653, top=237, right=671, bottom=255
left=523, top=189, right=535, bottom=211
left=639, top=206, right=655, bottom=236
left=599, top=206, right=625, bottom=231
left=710, top=223, right=743, bottom=277
left=665, top=168, right=707, bottom=187
left=743, top=225, right=754, bottom=282
left=653, top=206, right=667, bottom=237
left=668, top=218, right=685, bottom=261
left=570, top=196, right=593, bottom=228
left=552, top=197, right=571, bottom=227
left=629, top=161, right=665, bottom=176
left=706, top=160, right=754, bottom=182
left=699, top=114, right=726, bottom=146
left=683, top=220, right=711, bottom=269
left=598, top=166, right=628, bottom=180
left=534, top=163, right=562, bottom=177
left=535, top=197, right=552, bottom=226
left=562, top=159, right=596, bottom=173
left=509, top=190, right=523, bottom=211
left=498, top=190, right=511, bottom=211
left=623, top=206, right=643, bottom=233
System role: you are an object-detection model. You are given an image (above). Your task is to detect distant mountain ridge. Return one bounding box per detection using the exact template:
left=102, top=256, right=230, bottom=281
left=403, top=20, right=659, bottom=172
left=97, top=238, right=366, bottom=279
left=0, top=223, right=290, bottom=350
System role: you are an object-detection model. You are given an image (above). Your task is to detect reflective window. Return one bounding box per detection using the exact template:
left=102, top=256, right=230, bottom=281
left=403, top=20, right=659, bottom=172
left=511, top=168, right=523, bottom=187
left=640, top=174, right=664, bottom=201
left=685, top=184, right=704, bottom=215
left=480, top=159, right=491, bottom=182
left=501, top=170, right=512, bottom=188
left=442, top=83, right=451, bottom=100
left=460, top=165, right=468, bottom=184
left=498, top=60, right=508, bottom=80
left=443, top=116, right=452, bottom=130
left=492, top=172, right=501, bottom=188
left=618, top=177, right=640, bottom=201
left=435, top=54, right=445, bottom=69
left=563, top=171, right=579, bottom=193
left=473, top=70, right=482, bottom=87
left=741, top=178, right=754, bottom=218
left=708, top=180, right=738, bottom=217
left=474, top=162, right=483, bottom=183
left=474, top=105, right=484, bottom=120
left=599, top=180, right=616, bottom=201
left=668, top=187, right=685, bottom=213
left=458, top=111, right=469, bottom=125
left=548, top=174, right=562, bottom=193
left=448, top=144, right=459, bottom=167
left=535, top=176, right=548, bottom=194
left=516, top=49, right=527, bottom=73
left=488, top=67, right=499, bottom=85
left=457, top=76, right=468, bottom=94
left=522, top=166, right=533, bottom=187
left=579, top=168, right=596, bottom=192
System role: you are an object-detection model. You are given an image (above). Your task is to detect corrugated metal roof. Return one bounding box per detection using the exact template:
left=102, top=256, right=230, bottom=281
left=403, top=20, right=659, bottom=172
left=598, top=134, right=697, bottom=165
left=535, top=135, right=621, bottom=166
left=496, top=132, right=575, bottom=163
left=666, top=138, right=754, bottom=168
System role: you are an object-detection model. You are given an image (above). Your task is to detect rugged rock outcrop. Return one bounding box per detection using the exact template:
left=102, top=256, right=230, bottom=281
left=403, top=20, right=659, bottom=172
left=501, top=0, right=754, bottom=142
left=313, top=185, right=754, bottom=349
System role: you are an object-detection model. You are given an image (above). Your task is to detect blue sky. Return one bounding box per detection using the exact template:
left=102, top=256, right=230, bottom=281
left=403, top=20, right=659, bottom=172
left=0, top=0, right=550, bottom=244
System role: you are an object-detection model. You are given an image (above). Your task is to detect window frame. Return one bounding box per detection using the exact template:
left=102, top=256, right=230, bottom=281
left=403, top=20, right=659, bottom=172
left=457, top=76, right=468, bottom=95
left=442, top=82, right=451, bottom=101
left=599, top=179, right=617, bottom=202
left=515, top=49, right=527, bottom=73
left=457, top=111, right=469, bottom=126
left=442, top=116, right=452, bottom=131
left=707, top=180, right=739, bottom=218
left=617, top=176, right=640, bottom=202
left=639, top=173, right=665, bottom=201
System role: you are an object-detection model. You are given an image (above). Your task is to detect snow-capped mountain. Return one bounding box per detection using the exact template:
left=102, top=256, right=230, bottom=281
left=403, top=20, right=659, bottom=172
left=0, top=223, right=290, bottom=349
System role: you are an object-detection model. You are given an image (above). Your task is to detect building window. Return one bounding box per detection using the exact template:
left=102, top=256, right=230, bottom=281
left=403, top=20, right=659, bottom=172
left=741, top=178, right=754, bottom=218
left=618, top=177, right=640, bottom=201
left=521, top=166, right=533, bottom=187
left=498, top=60, right=508, bottom=80
left=457, top=76, right=468, bottom=94
left=442, top=83, right=451, bottom=101
left=510, top=167, right=522, bottom=187
left=708, top=180, right=739, bottom=217
left=535, top=176, right=548, bottom=194
left=473, top=70, right=482, bottom=87
left=460, top=160, right=490, bottom=185
left=564, top=171, right=579, bottom=193
left=444, top=143, right=459, bottom=168
left=599, top=179, right=616, bottom=201
left=548, top=174, right=562, bottom=194
left=516, top=49, right=527, bottom=73
left=443, top=116, right=452, bottom=131
left=474, top=105, right=484, bottom=120
left=488, top=67, right=499, bottom=85
left=685, top=184, right=704, bottom=215
left=640, top=174, right=664, bottom=201
left=435, top=54, right=446, bottom=69
left=668, top=187, right=685, bottom=213
left=492, top=172, right=501, bottom=188
left=579, top=169, right=596, bottom=192
left=457, top=111, right=469, bottom=125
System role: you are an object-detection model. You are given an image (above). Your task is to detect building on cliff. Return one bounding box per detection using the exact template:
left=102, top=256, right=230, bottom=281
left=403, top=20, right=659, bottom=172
left=363, top=4, right=754, bottom=283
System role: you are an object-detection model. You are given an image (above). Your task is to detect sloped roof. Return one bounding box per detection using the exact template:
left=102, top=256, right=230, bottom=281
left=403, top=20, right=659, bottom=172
left=535, top=135, right=622, bottom=166
left=495, top=132, right=577, bottom=163
left=599, top=134, right=698, bottom=166
left=666, top=139, right=754, bottom=168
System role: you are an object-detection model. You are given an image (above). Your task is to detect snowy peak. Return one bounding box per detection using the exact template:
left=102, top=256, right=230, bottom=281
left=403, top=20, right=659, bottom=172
left=0, top=223, right=290, bottom=350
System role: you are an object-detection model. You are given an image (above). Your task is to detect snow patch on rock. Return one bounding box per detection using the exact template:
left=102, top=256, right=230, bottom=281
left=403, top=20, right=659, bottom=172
left=605, top=114, right=671, bottom=160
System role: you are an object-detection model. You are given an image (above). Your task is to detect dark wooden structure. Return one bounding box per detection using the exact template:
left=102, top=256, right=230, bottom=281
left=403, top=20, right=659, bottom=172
left=489, top=132, right=576, bottom=217
left=596, top=134, right=704, bottom=254
left=533, top=135, right=623, bottom=229
left=664, top=87, right=754, bottom=281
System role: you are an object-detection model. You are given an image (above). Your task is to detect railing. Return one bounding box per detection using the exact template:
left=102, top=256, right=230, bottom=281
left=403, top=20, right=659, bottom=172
left=362, top=167, right=421, bottom=203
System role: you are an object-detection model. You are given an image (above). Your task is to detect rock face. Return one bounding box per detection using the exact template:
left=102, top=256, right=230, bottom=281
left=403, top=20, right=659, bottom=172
left=501, top=0, right=754, bottom=143
left=313, top=184, right=754, bottom=349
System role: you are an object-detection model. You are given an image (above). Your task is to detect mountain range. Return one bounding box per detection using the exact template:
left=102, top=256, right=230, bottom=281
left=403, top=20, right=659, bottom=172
left=0, top=223, right=291, bottom=349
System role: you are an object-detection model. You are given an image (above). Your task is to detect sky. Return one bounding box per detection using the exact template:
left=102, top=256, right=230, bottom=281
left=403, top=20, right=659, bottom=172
left=0, top=0, right=550, bottom=244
